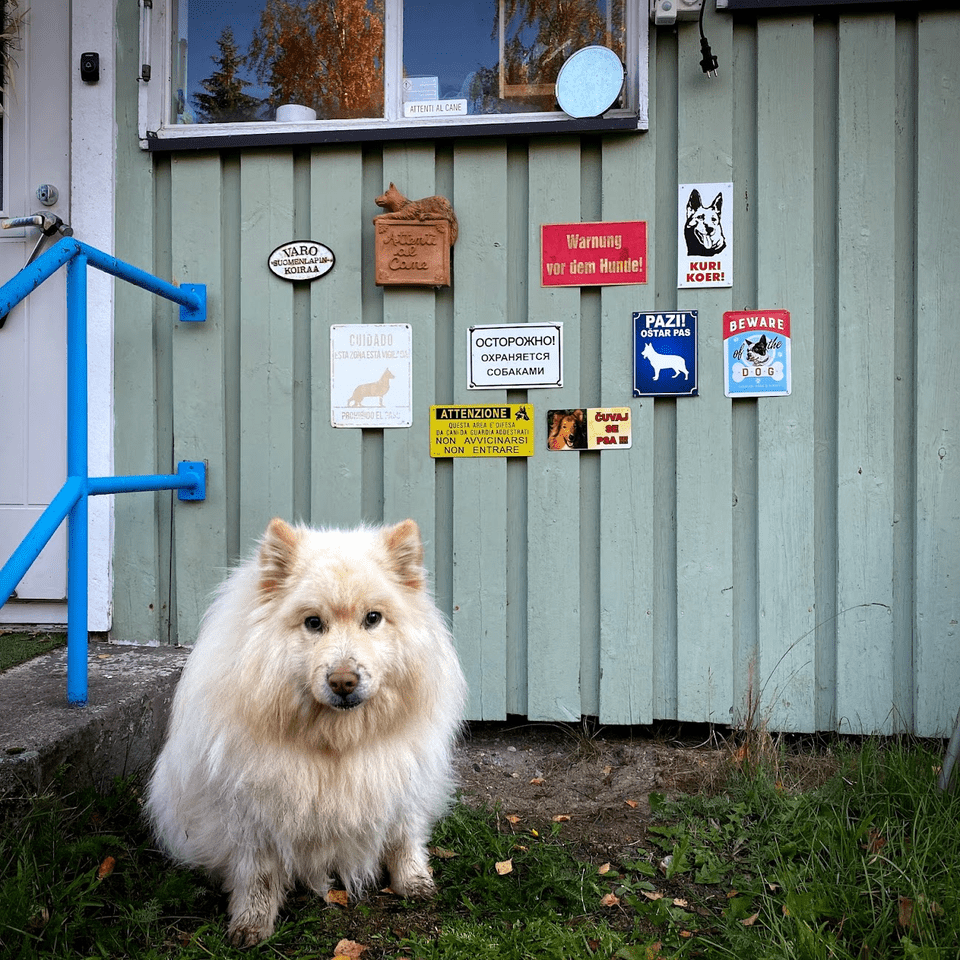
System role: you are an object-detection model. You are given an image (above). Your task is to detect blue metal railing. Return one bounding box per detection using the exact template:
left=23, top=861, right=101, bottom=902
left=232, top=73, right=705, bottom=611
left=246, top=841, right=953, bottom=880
left=0, top=238, right=207, bottom=705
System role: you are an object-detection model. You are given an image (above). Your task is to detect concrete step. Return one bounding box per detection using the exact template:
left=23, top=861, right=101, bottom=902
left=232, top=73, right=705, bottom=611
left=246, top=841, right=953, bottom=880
left=0, top=642, right=188, bottom=797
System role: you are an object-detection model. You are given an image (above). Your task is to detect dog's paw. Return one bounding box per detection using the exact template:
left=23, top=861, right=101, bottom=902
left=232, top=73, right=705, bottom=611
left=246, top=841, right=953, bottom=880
left=227, top=920, right=272, bottom=949
left=391, top=870, right=437, bottom=899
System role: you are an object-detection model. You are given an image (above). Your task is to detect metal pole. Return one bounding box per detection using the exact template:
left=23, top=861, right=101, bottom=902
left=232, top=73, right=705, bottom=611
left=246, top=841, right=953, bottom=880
left=65, top=255, right=89, bottom=706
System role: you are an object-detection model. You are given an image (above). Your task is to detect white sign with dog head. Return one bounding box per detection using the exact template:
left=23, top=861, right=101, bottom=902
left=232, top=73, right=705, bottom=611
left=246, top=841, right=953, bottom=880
left=330, top=324, right=413, bottom=428
left=677, top=182, right=733, bottom=289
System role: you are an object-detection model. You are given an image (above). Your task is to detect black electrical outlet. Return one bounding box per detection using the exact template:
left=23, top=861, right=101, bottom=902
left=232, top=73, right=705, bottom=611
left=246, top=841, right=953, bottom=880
left=80, top=52, right=100, bottom=83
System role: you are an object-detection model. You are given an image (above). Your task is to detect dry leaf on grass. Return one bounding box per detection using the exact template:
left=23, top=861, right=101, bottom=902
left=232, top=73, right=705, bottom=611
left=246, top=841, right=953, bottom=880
left=96, top=856, right=116, bottom=880
left=598, top=862, right=612, bottom=875
left=495, top=859, right=513, bottom=875
left=600, top=892, right=620, bottom=907
left=530, top=777, right=545, bottom=785
left=326, top=889, right=349, bottom=906
left=741, top=912, right=760, bottom=926
left=552, top=814, right=570, bottom=822
left=428, top=846, right=457, bottom=859
left=505, top=814, right=521, bottom=824
left=625, top=799, right=639, bottom=808
left=333, top=939, right=367, bottom=958
left=898, top=896, right=914, bottom=929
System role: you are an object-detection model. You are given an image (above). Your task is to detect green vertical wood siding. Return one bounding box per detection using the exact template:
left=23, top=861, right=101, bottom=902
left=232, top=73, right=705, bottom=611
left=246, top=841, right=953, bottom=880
left=113, top=9, right=960, bottom=736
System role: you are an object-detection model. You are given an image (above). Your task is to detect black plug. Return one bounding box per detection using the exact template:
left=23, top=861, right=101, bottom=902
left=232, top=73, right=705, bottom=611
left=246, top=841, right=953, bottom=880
left=699, top=36, right=718, bottom=77
left=698, top=0, right=718, bottom=77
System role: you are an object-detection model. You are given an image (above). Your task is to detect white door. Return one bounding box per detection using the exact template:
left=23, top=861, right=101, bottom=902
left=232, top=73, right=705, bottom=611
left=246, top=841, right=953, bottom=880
left=0, top=4, right=70, bottom=620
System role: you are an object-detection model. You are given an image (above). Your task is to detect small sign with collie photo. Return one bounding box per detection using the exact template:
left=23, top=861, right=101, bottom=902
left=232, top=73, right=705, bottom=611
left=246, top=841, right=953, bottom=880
left=546, top=407, right=632, bottom=451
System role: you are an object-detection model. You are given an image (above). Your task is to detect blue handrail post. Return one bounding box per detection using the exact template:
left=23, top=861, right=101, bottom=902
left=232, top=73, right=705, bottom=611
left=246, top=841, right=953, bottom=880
left=0, top=238, right=208, bottom=706
left=66, top=254, right=89, bottom=705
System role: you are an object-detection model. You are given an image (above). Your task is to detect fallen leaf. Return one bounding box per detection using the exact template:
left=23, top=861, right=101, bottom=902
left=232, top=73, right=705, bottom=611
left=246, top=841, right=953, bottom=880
left=641, top=890, right=664, bottom=901
left=326, top=889, right=349, bottom=906
left=766, top=882, right=780, bottom=892
left=625, top=799, right=638, bottom=809
left=603, top=765, right=613, bottom=776
left=505, top=814, right=521, bottom=824
left=333, top=939, right=367, bottom=958
left=530, top=777, right=545, bottom=785
left=530, top=828, right=539, bottom=837
left=726, top=889, right=739, bottom=899
left=672, top=898, right=688, bottom=908
left=645, top=942, right=662, bottom=959
left=601, top=892, right=620, bottom=907
left=495, top=859, right=513, bottom=875
left=97, top=856, right=116, bottom=880
left=598, top=862, right=612, bottom=875
left=679, top=930, right=693, bottom=939
left=428, top=846, right=457, bottom=859
left=898, top=896, right=914, bottom=929
left=552, top=814, right=571, bottom=822
left=741, top=911, right=760, bottom=926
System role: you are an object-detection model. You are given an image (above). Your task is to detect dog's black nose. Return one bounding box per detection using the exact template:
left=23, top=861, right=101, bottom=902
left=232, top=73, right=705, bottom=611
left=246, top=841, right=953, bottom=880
left=328, top=668, right=359, bottom=697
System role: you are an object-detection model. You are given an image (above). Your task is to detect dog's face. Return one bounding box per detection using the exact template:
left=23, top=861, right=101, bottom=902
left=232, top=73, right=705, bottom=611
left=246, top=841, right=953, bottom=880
left=641, top=343, right=655, bottom=359
left=548, top=410, right=584, bottom=449
left=254, top=518, right=426, bottom=718
left=684, top=190, right=726, bottom=255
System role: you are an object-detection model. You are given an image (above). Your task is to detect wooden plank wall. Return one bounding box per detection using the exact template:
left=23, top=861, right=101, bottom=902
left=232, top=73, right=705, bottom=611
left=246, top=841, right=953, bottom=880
left=112, top=8, right=960, bottom=736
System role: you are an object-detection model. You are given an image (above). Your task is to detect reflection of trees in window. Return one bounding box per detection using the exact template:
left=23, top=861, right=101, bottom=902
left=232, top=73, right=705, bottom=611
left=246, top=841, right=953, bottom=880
left=457, top=0, right=625, bottom=115
left=248, top=0, right=384, bottom=120
left=193, top=28, right=263, bottom=123
left=494, top=0, right=624, bottom=110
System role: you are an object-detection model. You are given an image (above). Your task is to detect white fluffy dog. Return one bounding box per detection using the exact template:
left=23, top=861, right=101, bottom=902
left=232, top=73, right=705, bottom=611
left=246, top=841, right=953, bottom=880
left=145, top=518, right=466, bottom=947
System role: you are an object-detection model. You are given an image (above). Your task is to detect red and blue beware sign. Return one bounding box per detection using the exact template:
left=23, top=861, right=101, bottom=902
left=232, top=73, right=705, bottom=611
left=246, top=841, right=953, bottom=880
left=723, top=310, right=791, bottom=398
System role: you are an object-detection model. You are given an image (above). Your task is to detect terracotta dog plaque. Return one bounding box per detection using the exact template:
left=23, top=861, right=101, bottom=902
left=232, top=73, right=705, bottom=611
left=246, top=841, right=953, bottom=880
left=375, top=221, right=451, bottom=286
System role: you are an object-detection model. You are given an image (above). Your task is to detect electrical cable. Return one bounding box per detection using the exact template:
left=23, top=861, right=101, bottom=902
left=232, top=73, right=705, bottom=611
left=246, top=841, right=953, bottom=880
left=698, top=0, right=719, bottom=77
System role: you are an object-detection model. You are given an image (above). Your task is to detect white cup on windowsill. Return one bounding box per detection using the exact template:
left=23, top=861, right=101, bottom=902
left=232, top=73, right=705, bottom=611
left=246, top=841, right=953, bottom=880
left=276, top=103, right=317, bottom=122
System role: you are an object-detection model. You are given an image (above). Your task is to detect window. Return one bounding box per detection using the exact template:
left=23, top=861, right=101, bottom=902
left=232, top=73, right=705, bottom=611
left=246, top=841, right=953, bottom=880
left=138, top=0, right=647, bottom=149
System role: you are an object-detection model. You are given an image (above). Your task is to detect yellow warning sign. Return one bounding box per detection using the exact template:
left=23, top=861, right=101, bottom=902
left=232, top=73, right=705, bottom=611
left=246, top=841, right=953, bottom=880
left=430, top=404, right=535, bottom=458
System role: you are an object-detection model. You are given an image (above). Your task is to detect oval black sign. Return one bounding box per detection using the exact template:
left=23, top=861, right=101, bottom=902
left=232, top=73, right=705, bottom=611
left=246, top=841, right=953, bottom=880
left=268, top=240, right=335, bottom=282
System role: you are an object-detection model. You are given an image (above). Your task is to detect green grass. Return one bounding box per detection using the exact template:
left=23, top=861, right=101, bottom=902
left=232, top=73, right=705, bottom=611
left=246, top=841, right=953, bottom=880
left=0, top=632, right=66, bottom=673
left=1, top=740, right=958, bottom=959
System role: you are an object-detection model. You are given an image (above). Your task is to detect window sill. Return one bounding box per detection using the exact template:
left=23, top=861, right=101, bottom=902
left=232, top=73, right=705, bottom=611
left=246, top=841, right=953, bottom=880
left=142, top=111, right=646, bottom=152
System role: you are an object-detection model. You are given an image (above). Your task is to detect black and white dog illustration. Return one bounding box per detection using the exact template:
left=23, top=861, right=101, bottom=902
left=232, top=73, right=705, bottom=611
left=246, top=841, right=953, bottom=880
left=683, top=189, right=727, bottom=256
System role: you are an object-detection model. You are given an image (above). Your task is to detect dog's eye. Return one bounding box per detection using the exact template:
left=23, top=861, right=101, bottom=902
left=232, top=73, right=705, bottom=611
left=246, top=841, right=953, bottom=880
left=363, top=610, right=383, bottom=629
left=304, top=615, right=325, bottom=633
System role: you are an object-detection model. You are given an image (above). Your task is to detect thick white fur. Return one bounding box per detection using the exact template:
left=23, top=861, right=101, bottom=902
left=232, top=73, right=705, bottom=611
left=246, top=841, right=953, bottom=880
left=145, top=518, right=466, bottom=947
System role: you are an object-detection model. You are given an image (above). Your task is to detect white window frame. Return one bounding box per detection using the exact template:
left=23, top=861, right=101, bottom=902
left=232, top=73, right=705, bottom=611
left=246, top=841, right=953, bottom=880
left=137, top=0, right=648, bottom=151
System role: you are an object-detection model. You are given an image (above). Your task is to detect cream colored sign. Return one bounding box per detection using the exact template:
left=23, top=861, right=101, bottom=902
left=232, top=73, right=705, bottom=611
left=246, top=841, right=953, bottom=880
left=330, top=325, right=413, bottom=428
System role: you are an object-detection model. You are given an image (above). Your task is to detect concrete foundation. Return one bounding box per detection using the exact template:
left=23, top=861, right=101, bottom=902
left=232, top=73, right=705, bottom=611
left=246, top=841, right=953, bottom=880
left=0, top=642, right=188, bottom=798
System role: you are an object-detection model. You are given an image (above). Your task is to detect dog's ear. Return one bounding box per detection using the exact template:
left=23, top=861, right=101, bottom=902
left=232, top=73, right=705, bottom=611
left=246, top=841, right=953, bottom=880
left=686, top=189, right=702, bottom=214
left=258, top=518, right=299, bottom=597
left=711, top=192, right=723, bottom=213
left=383, top=519, right=426, bottom=591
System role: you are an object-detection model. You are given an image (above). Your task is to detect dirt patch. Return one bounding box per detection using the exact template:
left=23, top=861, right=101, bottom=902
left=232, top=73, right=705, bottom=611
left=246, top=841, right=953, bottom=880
left=453, top=721, right=730, bottom=862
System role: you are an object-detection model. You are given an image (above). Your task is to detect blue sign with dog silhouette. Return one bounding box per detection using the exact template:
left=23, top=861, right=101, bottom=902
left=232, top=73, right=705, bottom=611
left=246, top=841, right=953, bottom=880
left=633, top=311, right=698, bottom=397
